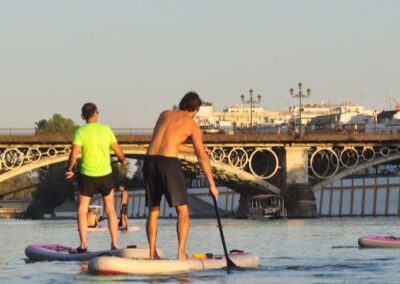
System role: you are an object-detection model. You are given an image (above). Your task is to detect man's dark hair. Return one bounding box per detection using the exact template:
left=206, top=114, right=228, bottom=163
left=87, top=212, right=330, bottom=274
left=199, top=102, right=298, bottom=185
left=179, top=92, right=202, bottom=111
left=81, top=103, right=97, bottom=120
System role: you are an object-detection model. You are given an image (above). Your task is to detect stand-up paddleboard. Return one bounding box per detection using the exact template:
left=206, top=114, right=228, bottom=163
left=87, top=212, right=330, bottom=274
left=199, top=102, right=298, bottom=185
left=88, top=251, right=259, bottom=275
left=87, top=225, right=140, bottom=232
left=358, top=235, right=400, bottom=248
left=25, top=244, right=163, bottom=261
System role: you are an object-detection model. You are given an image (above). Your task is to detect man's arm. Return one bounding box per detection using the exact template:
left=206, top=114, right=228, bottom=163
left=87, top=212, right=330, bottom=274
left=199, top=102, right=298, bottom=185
left=191, top=123, right=219, bottom=199
left=110, top=142, right=129, bottom=176
left=65, top=144, right=81, bottom=179
left=110, top=142, right=127, bottom=163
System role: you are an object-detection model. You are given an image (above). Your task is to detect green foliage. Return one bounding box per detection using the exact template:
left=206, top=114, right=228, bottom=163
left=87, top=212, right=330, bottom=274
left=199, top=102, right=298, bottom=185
left=25, top=162, right=74, bottom=219
left=111, top=160, right=128, bottom=187
left=130, top=174, right=144, bottom=189
left=35, top=114, right=78, bottom=135
left=130, top=160, right=144, bottom=188
left=110, top=159, right=144, bottom=190
left=0, top=174, right=36, bottom=200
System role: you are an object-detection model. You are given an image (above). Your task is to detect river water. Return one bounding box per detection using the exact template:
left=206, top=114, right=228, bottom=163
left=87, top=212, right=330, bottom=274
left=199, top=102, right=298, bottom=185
left=1, top=217, right=399, bottom=283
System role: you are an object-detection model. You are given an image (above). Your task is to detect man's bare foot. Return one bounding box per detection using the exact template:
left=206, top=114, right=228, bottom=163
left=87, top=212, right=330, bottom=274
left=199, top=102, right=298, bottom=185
left=150, top=251, right=161, bottom=260
left=177, top=252, right=188, bottom=260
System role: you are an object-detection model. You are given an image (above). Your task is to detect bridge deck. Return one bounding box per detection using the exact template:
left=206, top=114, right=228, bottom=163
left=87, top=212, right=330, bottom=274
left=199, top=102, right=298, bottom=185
left=0, top=133, right=399, bottom=144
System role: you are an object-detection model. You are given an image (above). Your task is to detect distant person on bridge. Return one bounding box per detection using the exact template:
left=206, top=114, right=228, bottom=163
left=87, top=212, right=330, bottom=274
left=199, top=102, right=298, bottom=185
left=65, top=102, right=128, bottom=253
left=144, top=91, right=219, bottom=260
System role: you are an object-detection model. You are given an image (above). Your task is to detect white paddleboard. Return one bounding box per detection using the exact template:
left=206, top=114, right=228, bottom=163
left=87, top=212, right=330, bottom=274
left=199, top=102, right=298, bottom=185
left=88, top=251, right=259, bottom=274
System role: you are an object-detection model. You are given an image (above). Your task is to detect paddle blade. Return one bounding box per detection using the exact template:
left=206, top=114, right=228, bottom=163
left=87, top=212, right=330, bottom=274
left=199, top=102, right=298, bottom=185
left=226, top=256, right=238, bottom=270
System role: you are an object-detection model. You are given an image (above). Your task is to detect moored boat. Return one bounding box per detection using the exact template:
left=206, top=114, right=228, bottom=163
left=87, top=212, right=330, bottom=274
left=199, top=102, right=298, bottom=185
left=247, top=194, right=287, bottom=220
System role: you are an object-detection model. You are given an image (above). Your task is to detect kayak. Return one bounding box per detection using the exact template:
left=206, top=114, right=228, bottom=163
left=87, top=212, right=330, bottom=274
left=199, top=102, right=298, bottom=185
left=25, top=244, right=162, bottom=261
left=88, top=251, right=259, bottom=274
left=87, top=225, right=140, bottom=232
left=358, top=235, right=400, bottom=248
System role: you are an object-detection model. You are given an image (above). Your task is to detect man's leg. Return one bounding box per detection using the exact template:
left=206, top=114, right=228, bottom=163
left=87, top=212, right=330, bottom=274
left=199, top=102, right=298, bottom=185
left=146, top=206, right=160, bottom=259
left=176, top=204, right=190, bottom=260
left=121, top=205, right=128, bottom=228
left=118, top=213, right=122, bottom=228
left=123, top=214, right=128, bottom=228
left=77, top=194, right=91, bottom=249
left=102, top=190, right=118, bottom=249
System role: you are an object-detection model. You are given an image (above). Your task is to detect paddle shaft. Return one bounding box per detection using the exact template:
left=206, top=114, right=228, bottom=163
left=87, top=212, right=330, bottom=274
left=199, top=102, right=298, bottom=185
left=212, top=196, right=238, bottom=269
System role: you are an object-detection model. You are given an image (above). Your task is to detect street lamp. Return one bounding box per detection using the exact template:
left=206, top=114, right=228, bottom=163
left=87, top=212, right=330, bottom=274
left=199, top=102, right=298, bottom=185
left=241, top=88, right=261, bottom=131
left=289, top=82, right=311, bottom=136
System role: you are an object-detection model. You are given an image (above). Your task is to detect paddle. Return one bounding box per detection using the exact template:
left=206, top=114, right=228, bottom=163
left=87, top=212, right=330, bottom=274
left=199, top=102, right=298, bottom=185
left=212, top=195, right=239, bottom=270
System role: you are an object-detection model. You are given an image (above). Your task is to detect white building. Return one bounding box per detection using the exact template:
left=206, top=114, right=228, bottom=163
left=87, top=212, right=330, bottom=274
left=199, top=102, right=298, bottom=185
left=369, top=110, right=400, bottom=134
left=194, top=101, right=291, bottom=132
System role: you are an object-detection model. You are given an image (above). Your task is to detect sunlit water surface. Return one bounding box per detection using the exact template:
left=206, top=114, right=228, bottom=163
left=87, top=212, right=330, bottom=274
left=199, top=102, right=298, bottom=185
left=1, top=217, right=400, bottom=283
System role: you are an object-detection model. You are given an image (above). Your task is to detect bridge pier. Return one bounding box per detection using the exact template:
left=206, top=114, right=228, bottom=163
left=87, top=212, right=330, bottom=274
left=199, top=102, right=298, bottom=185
left=284, top=146, right=318, bottom=218
left=236, top=194, right=250, bottom=218
left=284, top=184, right=317, bottom=218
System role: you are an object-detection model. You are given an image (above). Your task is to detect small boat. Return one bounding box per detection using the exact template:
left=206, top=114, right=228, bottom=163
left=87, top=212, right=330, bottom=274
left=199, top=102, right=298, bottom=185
left=247, top=194, right=287, bottom=220
left=358, top=235, right=400, bottom=248
left=88, top=250, right=259, bottom=274
left=25, top=244, right=163, bottom=261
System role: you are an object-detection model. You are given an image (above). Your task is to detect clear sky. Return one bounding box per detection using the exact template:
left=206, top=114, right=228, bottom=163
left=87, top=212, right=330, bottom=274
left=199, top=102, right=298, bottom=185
left=1, top=0, right=399, bottom=127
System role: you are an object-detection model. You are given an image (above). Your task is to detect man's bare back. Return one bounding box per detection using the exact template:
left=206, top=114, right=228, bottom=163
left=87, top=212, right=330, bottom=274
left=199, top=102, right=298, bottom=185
left=147, top=110, right=195, bottom=157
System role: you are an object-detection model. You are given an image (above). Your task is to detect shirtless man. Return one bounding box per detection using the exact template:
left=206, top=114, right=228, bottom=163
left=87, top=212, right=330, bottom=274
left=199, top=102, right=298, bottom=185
left=143, top=91, right=219, bottom=260
left=118, top=182, right=129, bottom=230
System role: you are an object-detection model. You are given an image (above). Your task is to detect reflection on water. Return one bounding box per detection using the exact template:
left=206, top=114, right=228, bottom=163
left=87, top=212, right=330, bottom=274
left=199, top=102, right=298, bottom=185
left=1, top=217, right=400, bottom=283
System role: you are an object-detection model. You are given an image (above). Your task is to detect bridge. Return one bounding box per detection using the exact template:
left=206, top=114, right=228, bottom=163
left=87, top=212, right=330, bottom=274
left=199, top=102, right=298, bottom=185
left=1, top=131, right=399, bottom=217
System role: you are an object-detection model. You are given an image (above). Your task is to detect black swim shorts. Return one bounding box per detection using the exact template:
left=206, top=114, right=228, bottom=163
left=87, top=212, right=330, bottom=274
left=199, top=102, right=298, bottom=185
left=77, top=173, right=114, bottom=198
left=120, top=204, right=127, bottom=215
left=143, top=155, right=187, bottom=208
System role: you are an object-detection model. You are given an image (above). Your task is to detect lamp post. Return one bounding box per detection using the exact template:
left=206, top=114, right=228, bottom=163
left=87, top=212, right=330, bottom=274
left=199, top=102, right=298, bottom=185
left=241, top=89, right=261, bottom=131
left=290, top=82, right=311, bottom=136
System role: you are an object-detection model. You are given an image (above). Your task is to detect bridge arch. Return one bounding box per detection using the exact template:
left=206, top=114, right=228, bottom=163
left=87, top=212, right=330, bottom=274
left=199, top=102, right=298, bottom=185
left=0, top=155, right=69, bottom=183
left=311, top=152, right=400, bottom=192
left=0, top=148, right=281, bottom=195
left=122, top=149, right=281, bottom=195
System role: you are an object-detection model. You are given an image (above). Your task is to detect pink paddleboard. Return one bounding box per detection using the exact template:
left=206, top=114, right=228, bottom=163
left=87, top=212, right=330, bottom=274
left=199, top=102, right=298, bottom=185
left=358, top=235, right=400, bottom=248
left=25, top=244, right=161, bottom=261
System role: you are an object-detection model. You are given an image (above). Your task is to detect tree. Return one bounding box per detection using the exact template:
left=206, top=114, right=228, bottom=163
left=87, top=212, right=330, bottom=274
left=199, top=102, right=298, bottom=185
left=35, top=114, right=77, bottom=135
left=25, top=163, right=74, bottom=219
left=109, top=159, right=145, bottom=190
left=25, top=113, right=78, bottom=218
left=128, top=160, right=144, bottom=189
left=0, top=174, right=36, bottom=200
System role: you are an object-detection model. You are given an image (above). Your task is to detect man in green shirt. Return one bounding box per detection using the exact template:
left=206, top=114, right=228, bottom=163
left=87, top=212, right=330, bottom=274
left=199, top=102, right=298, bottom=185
left=65, top=102, right=127, bottom=253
